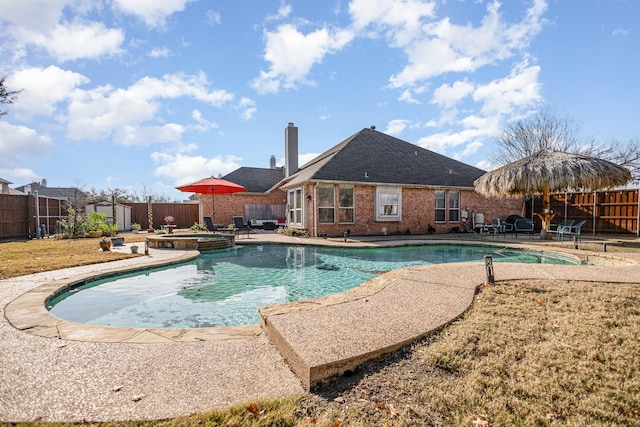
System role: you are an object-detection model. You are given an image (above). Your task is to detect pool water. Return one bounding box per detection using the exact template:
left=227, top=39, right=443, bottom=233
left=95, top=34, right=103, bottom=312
left=48, top=244, right=577, bottom=328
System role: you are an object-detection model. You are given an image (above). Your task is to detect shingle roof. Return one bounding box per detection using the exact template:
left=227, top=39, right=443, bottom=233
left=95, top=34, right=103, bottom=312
left=281, top=127, right=486, bottom=189
left=222, top=167, right=285, bottom=193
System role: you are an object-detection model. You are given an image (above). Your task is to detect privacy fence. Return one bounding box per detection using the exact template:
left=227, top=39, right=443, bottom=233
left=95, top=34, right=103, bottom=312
left=0, top=195, right=200, bottom=240
left=125, top=202, right=199, bottom=230
left=0, top=194, right=68, bottom=240
left=525, top=188, right=639, bottom=236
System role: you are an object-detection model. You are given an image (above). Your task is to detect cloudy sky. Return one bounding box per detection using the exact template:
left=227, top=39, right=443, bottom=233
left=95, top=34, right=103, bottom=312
left=1, top=0, right=638, bottom=200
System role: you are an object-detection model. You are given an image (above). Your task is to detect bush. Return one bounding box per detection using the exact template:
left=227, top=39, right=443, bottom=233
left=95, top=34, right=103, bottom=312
left=277, top=227, right=310, bottom=238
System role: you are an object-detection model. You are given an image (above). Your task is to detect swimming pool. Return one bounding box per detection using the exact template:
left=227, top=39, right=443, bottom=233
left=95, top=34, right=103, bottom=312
left=48, top=244, right=578, bottom=328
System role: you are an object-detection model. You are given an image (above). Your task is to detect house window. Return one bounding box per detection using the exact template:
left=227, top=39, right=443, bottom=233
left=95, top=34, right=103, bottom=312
left=288, top=188, right=303, bottom=226
left=318, top=185, right=335, bottom=224
left=435, top=191, right=446, bottom=222
left=338, top=186, right=354, bottom=223
left=435, top=190, right=460, bottom=223
left=449, top=191, right=460, bottom=222
left=376, top=187, right=401, bottom=221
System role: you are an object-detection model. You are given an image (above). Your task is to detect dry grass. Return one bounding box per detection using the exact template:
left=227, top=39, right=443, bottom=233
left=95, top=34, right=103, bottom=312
left=59, top=279, right=637, bottom=427
left=0, top=234, right=148, bottom=280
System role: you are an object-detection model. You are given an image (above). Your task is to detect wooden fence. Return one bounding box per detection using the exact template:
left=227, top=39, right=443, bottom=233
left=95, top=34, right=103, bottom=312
left=0, top=194, right=68, bottom=240
left=526, top=188, right=639, bottom=236
left=125, top=202, right=200, bottom=230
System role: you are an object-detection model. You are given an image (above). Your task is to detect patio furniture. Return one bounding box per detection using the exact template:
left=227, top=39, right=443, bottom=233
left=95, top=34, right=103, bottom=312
left=558, top=220, right=587, bottom=242
left=504, top=215, right=535, bottom=238
left=203, top=216, right=217, bottom=231
left=546, top=219, right=575, bottom=238
left=233, top=216, right=251, bottom=238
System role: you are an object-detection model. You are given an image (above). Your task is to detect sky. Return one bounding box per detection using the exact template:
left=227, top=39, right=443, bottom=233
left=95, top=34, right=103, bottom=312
left=1, top=0, right=638, bottom=201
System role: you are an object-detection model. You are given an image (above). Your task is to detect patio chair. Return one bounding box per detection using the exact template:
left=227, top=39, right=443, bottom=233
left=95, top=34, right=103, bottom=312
left=558, top=220, right=587, bottom=242
left=546, top=219, right=574, bottom=235
left=233, top=216, right=251, bottom=238
left=512, top=218, right=535, bottom=238
left=203, top=216, right=217, bottom=231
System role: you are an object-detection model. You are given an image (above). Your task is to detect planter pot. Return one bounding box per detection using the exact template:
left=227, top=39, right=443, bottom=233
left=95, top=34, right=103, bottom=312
left=130, top=245, right=139, bottom=254
left=111, top=237, right=125, bottom=246
left=99, top=241, right=111, bottom=251
left=88, top=231, right=102, bottom=238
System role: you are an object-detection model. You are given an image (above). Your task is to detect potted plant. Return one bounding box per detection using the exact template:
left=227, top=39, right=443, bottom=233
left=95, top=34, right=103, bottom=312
left=132, top=223, right=141, bottom=233
left=99, top=236, right=111, bottom=251
left=130, top=244, right=139, bottom=254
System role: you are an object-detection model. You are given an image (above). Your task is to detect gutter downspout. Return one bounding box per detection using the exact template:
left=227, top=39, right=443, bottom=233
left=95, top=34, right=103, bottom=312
left=313, top=184, right=318, bottom=238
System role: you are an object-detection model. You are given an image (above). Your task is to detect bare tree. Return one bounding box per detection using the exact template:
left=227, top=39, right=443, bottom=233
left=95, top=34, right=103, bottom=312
left=0, top=77, right=21, bottom=118
left=491, top=108, right=640, bottom=183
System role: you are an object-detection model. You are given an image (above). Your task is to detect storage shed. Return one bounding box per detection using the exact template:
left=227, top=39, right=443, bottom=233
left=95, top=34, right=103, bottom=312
left=85, top=202, right=132, bottom=231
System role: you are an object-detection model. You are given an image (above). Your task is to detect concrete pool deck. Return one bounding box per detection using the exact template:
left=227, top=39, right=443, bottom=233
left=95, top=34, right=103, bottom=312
left=2, top=233, right=640, bottom=421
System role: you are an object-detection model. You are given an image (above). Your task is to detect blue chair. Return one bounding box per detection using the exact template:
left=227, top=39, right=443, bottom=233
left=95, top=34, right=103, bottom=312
left=558, top=220, right=587, bottom=242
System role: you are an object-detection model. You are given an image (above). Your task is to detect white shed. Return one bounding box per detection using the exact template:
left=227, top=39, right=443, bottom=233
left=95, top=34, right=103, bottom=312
left=85, top=202, right=132, bottom=231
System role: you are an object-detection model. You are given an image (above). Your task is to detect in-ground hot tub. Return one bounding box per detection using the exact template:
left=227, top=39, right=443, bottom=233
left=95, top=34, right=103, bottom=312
left=146, top=233, right=234, bottom=250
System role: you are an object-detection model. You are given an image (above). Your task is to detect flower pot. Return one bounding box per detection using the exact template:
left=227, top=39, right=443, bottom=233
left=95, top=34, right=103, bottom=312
left=111, top=237, right=125, bottom=246
left=99, top=241, right=111, bottom=251
left=88, top=231, right=102, bottom=238
left=130, top=245, right=139, bottom=254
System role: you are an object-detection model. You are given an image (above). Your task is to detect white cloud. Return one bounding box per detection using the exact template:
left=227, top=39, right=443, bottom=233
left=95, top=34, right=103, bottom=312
left=388, top=0, right=547, bottom=89
left=111, top=0, right=195, bottom=28
left=266, top=4, right=293, bottom=21
left=612, top=28, right=629, bottom=37
left=66, top=72, right=236, bottom=145
left=149, top=47, right=171, bottom=58
left=190, top=109, right=218, bottom=131
left=0, top=167, right=40, bottom=184
left=251, top=24, right=354, bottom=94
left=473, top=62, right=541, bottom=116
left=349, top=0, right=436, bottom=46
left=206, top=10, right=221, bottom=25
left=8, top=66, right=89, bottom=116
left=152, top=152, right=243, bottom=185
left=0, top=1, right=125, bottom=62
left=384, top=119, right=411, bottom=136
left=0, top=121, right=53, bottom=168
left=431, top=80, right=475, bottom=109
left=236, top=97, right=257, bottom=121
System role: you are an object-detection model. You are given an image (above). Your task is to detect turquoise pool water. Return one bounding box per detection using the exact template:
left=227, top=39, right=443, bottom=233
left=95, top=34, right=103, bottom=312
left=48, top=244, right=577, bottom=328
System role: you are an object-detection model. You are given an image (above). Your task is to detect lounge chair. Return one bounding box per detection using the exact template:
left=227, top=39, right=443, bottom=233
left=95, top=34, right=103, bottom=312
left=558, top=220, right=587, bottom=242
left=203, top=216, right=217, bottom=231
left=233, top=216, right=251, bottom=238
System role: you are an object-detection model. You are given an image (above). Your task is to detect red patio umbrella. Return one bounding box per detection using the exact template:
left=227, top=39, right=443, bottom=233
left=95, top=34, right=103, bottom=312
left=176, top=176, right=246, bottom=218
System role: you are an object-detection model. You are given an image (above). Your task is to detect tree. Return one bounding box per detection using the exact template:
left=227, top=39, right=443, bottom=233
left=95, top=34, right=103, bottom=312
left=0, top=77, right=21, bottom=118
left=491, top=108, right=640, bottom=183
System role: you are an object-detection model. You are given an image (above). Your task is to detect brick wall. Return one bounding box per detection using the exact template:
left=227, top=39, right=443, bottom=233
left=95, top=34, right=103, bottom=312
left=200, top=191, right=287, bottom=226
left=303, top=184, right=522, bottom=237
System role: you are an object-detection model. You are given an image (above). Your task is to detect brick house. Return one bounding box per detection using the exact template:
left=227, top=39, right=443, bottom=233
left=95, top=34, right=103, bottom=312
left=204, top=124, right=521, bottom=236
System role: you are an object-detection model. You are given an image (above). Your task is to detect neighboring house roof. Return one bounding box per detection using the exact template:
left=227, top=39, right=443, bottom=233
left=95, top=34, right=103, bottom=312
left=222, top=166, right=285, bottom=193
left=281, top=127, right=486, bottom=189
left=15, top=181, right=87, bottom=201
left=1, top=177, right=24, bottom=195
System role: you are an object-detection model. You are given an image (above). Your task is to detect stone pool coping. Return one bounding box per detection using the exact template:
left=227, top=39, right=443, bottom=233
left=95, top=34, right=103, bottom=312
left=4, top=236, right=601, bottom=344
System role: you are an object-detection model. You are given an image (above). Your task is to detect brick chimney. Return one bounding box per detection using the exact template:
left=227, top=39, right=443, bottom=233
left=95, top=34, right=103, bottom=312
left=285, top=122, right=298, bottom=177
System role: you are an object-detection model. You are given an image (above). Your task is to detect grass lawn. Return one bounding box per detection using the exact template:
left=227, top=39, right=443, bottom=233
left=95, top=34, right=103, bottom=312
left=0, top=234, right=148, bottom=280
left=2, top=236, right=639, bottom=426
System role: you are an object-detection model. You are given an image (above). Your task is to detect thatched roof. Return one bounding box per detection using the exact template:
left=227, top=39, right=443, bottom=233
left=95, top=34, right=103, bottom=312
left=474, top=149, right=632, bottom=198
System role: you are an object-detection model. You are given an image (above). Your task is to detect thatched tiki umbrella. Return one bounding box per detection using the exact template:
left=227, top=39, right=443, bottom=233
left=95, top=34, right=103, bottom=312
left=474, top=149, right=631, bottom=239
